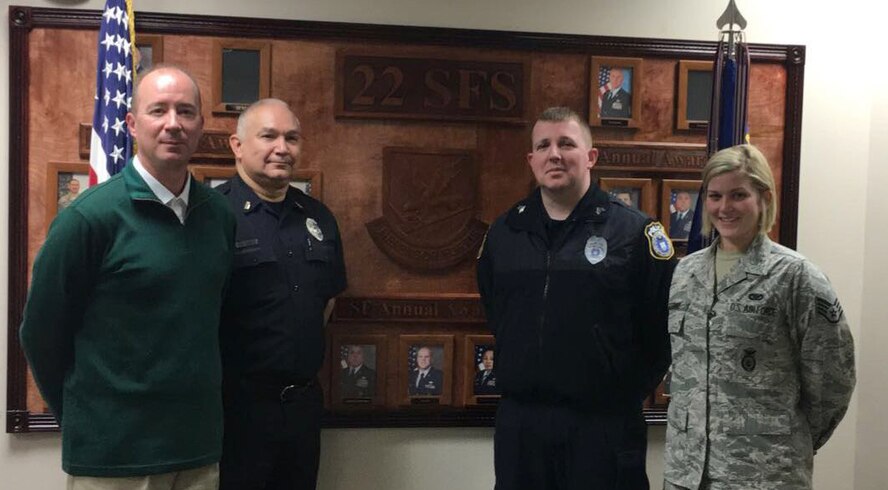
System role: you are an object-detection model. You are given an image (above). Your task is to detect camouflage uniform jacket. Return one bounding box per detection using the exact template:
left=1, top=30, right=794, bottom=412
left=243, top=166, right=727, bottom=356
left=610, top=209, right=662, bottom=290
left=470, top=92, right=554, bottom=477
left=664, top=235, right=855, bottom=489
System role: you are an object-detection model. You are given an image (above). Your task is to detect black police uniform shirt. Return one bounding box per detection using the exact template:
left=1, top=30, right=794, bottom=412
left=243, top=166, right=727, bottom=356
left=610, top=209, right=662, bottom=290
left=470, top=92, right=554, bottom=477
left=477, top=184, right=674, bottom=410
left=218, top=175, right=347, bottom=381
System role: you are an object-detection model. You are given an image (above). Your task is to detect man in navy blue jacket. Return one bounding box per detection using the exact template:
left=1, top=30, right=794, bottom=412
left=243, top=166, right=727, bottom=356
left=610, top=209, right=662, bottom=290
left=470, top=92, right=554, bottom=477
left=477, top=107, right=674, bottom=490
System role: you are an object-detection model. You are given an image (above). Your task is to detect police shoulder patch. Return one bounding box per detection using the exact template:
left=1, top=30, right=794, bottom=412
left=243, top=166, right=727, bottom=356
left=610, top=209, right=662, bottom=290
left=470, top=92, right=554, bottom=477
left=644, top=221, right=674, bottom=260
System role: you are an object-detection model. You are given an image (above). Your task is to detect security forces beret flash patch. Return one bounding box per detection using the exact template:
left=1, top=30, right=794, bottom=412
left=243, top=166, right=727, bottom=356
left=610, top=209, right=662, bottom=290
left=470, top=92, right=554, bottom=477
left=644, top=222, right=674, bottom=260
left=741, top=348, right=757, bottom=372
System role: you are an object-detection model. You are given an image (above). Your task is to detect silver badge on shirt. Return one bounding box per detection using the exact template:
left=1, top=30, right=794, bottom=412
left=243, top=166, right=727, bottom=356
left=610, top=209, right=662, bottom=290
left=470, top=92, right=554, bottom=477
left=584, top=235, right=607, bottom=265
left=306, top=218, right=324, bottom=241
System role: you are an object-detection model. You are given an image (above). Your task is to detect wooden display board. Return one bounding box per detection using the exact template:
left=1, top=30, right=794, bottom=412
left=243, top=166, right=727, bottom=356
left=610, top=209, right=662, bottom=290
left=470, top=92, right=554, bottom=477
left=7, top=6, right=805, bottom=432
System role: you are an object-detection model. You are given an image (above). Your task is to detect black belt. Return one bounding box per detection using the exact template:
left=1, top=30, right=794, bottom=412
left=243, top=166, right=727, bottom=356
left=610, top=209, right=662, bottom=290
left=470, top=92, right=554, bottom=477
left=246, top=377, right=315, bottom=402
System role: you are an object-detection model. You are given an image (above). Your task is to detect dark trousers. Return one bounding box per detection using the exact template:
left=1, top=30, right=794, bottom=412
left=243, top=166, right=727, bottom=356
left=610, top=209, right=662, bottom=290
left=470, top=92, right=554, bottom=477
left=220, top=381, right=324, bottom=490
left=494, top=398, right=649, bottom=490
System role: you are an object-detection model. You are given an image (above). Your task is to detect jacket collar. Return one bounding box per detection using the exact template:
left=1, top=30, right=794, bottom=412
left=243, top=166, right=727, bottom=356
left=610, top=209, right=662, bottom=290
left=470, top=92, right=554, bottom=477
left=505, top=184, right=611, bottom=236
left=693, top=233, right=773, bottom=293
left=228, top=173, right=305, bottom=216
left=123, top=158, right=212, bottom=208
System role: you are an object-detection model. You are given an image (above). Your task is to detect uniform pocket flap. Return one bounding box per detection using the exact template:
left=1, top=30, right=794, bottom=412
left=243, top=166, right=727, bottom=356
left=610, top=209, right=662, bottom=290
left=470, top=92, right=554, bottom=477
left=667, top=306, right=686, bottom=334
left=667, top=403, right=688, bottom=431
left=724, top=411, right=791, bottom=435
left=233, top=246, right=277, bottom=268
left=305, top=242, right=334, bottom=262
left=722, top=314, right=772, bottom=340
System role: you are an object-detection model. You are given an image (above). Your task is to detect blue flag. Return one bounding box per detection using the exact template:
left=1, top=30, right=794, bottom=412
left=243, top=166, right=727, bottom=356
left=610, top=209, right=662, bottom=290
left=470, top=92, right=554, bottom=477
left=687, top=40, right=749, bottom=254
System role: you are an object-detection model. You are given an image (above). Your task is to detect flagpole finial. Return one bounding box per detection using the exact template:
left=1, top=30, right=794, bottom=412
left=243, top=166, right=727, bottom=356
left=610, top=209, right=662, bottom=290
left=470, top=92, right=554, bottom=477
left=716, top=0, right=747, bottom=31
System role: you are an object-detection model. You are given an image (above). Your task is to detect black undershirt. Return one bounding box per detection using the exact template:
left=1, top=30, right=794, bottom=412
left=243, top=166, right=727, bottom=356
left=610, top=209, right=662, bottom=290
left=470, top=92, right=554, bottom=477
left=545, top=216, right=569, bottom=249
left=265, top=199, right=286, bottom=217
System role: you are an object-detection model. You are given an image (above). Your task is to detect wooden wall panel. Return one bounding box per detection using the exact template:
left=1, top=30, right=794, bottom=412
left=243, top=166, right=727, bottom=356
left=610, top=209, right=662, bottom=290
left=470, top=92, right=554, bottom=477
left=10, top=7, right=803, bottom=428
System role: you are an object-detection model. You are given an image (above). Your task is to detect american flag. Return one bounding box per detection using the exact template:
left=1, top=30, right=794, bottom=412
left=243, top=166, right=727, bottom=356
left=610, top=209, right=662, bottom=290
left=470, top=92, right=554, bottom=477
left=89, top=0, right=134, bottom=185
left=475, top=344, right=494, bottom=371
left=339, top=344, right=350, bottom=369
left=407, top=345, right=420, bottom=371
left=597, top=66, right=613, bottom=110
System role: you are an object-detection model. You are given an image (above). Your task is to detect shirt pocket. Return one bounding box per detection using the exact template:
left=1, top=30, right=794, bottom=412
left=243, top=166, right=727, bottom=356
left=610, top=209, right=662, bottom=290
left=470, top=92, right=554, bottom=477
left=667, top=303, right=693, bottom=393
left=724, top=410, right=791, bottom=435
left=304, top=241, right=337, bottom=298
left=667, top=402, right=689, bottom=432
left=667, top=303, right=686, bottom=336
left=720, top=410, right=795, bottom=481
left=233, top=241, right=277, bottom=269
left=721, top=320, right=788, bottom=386
left=304, top=240, right=334, bottom=263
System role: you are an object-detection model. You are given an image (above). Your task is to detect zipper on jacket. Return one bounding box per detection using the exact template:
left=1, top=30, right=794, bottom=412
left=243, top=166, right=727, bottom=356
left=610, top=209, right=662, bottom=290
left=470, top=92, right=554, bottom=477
left=539, top=250, right=551, bottom=351
left=133, top=195, right=207, bottom=224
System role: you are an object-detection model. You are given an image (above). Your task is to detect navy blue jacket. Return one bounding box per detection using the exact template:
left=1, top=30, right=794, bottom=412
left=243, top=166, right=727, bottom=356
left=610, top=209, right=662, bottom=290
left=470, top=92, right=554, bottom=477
left=477, top=185, right=674, bottom=411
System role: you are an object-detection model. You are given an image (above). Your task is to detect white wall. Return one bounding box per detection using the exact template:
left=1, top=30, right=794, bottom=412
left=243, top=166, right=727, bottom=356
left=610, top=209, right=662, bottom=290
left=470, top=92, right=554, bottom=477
left=1, top=1, right=883, bottom=488
left=853, top=34, right=888, bottom=490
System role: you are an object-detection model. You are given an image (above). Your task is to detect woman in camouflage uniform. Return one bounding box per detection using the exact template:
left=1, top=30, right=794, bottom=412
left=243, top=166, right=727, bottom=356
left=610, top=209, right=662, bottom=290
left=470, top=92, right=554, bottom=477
left=664, top=145, right=855, bottom=489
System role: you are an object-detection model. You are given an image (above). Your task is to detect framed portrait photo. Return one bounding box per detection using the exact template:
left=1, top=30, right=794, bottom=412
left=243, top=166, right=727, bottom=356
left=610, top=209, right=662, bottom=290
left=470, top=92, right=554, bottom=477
left=212, top=39, right=271, bottom=115
left=399, top=334, right=454, bottom=406
left=290, top=169, right=324, bottom=201
left=189, top=165, right=236, bottom=189
left=599, top=177, right=656, bottom=218
left=676, top=60, right=714, bottom=130
left=331, top=334, right=387, bottom=408
left=134, top=34, right=164, bottom=75
left=590, top=56, right=643, bottom=128
left=463, top=335, right=500, bottom=405
left=46, top=161, right=93, bottom=228
left=661, top=179, right=702, bottom=243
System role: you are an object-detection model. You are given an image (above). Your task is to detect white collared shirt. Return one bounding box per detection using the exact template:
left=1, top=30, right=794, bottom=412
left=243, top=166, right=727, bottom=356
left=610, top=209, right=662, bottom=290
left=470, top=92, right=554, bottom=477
left=133, top=156, right=191, bottom=224
left=416, top=368, right=430, bottom=386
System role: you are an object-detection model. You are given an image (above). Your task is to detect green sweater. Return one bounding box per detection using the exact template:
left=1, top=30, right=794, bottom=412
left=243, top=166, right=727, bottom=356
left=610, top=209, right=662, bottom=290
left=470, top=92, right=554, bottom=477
left=20, top=163, right=236, bottom=477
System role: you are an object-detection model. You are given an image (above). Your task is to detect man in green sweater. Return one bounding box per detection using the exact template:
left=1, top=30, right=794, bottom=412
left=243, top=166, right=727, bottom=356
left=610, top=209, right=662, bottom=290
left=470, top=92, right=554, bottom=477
left=20, top=65, right=235, bottom=489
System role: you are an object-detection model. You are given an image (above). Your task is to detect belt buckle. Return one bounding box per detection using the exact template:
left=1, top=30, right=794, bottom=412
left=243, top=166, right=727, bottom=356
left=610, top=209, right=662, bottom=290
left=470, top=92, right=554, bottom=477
left=279, top=384, right=297, bottom=402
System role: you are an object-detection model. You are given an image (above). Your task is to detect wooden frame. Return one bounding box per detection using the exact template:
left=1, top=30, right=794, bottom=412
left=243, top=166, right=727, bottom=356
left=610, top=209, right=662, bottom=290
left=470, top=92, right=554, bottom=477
left=7, top=6, right=807, bottom=432
left=590, top=56, right=643, bottom=128
left=190, top=165, right=323, bottom=200
left=676, top=60, right=714, bottom=130
left=661, top=179, right=702, bottom=242
left=398, top=334, right=454, bottom=406
left=134, top=34, right=163, bottom=75
left=290, top=169, right=323, bottom=200
left=189, top=164, right=235, bottom=188
left=463, top=335, right=499, bottom=406
left=598, top=177, right=656, bottom=218
left=330, top=334, right=387, bottom=408
left=45, top=161, right=91, bottom=228
left=211, top=39, right=271, bottom=115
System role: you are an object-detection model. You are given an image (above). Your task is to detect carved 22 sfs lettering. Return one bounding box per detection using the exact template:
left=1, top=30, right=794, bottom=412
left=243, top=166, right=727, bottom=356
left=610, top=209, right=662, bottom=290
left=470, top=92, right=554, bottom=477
left=339, top=55, right=526, bottom=121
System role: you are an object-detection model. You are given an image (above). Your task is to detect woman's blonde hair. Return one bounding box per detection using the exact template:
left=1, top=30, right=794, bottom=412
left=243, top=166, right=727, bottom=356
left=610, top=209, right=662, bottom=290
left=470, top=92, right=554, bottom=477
left=700, top=144, right=777, bottom=236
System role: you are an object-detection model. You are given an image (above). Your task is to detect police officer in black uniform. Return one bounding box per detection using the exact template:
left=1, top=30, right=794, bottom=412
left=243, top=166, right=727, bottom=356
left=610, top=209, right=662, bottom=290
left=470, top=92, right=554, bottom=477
left=217, top=99, right=346, bottom=490
left=476, top=107, right=674, bottom=490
